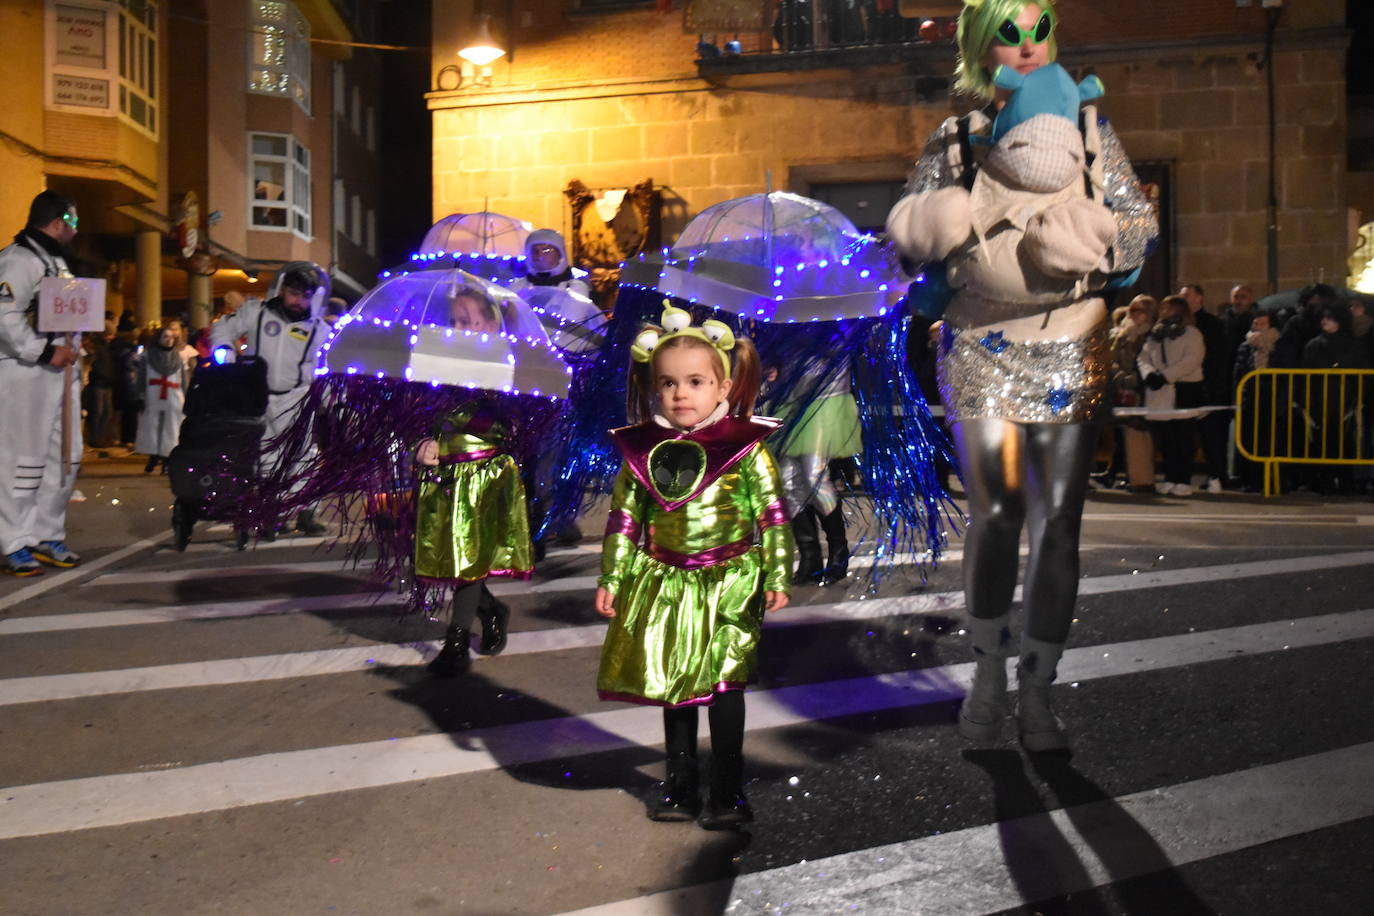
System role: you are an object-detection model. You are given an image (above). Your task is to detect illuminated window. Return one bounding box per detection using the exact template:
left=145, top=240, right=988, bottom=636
left=249, top=132, right=311, bottom=238
left=117, top=0, right=158, bottom=136
left=248, top=0, right=311, bottom=112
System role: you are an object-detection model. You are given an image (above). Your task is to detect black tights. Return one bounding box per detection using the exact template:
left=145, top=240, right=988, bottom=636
left=953, top=418, right=1098, bottom=644
left=449, top=582, right=486, bottom=630
left=662, top=690, right=746, bottom=758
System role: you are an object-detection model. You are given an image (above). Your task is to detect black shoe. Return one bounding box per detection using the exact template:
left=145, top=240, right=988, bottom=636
left=144, top=455, right=158, bottom=474
left=821, top=550, right=849, bottom=586
left=792, top=546, right=822, bottom=586
left=172, top=501, right=193, bottom=552
left=816, top=506, right=848, bottom=585
left=474, top=591, right=511, bottom=656
left=295, top=510, right=326, bottom=536
left=699, top=753, right=752, bottom=830
left=791, top=508, right=823, bottom=586
left=649, top=752, right=701, bottom=822
left=427, top=626, right=472, bottom=677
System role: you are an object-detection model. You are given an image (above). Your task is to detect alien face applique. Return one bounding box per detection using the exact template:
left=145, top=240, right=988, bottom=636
left=647, top=439, right=706, bottom=504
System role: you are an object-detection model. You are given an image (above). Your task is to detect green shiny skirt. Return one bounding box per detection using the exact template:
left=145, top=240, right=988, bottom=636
left=414, top=454, right=533, bottom=582
left=776, top=394, right=861, bottom=459
left=598, top=547, right=766, bottom=707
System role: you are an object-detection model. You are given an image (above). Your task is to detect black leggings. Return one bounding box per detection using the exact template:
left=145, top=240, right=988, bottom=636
left=953, top=418, right=1098, bottom=645
left=449, top=582, right=485, bottom=630
left=662, top=690, right=746, bottom=758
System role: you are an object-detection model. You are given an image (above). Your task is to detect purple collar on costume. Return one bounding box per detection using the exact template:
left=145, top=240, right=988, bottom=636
left=609, top=415, right=782, bottom=512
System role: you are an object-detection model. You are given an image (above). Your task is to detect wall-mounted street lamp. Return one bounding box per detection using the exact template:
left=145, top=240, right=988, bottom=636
left=458, top=13, right=506, bottom=66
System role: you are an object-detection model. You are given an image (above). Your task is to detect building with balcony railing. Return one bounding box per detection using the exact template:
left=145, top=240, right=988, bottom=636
left=427, top=0, right=1353, bottom=302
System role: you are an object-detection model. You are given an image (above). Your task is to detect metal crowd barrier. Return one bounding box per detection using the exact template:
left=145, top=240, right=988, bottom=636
left=1233, top=369, right=1374, bottom=496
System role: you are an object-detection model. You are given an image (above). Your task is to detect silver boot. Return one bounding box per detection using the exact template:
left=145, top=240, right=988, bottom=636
left=1016, top=636, right=1069, bottom=752
left=958, top=615, right=1011, bottom=742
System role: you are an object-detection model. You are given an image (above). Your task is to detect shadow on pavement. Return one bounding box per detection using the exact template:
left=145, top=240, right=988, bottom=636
left=965, top=748, right=1216, bottom=915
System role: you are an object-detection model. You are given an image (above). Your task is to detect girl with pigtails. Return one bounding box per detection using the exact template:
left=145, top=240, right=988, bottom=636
left=594, top=306, right=794, bottom=829
left=886, top=0, right=1157, bottom=751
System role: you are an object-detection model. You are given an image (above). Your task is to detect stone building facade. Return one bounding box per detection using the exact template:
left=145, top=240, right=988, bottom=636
left=429, top=0, right=1351, bottom=301
left=0, top=0, right=384, bottom=330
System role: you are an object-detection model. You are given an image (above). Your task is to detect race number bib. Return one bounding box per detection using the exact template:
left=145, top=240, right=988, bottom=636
left=38, top=277, right=107, bottom=333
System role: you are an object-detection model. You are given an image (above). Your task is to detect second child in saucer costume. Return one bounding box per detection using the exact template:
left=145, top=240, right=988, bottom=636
left=416, top=287, right=532, bottom=676
left=595, top=307, right=794, bottom=829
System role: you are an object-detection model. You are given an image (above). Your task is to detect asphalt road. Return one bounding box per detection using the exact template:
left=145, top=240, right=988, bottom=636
left=1, top=457, right=1371, bottom=915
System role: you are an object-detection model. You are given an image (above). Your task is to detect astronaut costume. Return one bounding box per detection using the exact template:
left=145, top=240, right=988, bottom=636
left=0, top=221, right=82, bottom=572
left=509, top=228, right=591, bottom=298
left=208, top=261, right=330, bottom=531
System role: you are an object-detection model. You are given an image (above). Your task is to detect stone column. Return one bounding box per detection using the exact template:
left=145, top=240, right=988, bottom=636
left=135, top=230, right=162, bottom=329
left=187, top=271, right=212, bottom=331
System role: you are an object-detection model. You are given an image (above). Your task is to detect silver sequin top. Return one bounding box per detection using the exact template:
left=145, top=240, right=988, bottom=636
left=904, top=112, right=1156, bottom=276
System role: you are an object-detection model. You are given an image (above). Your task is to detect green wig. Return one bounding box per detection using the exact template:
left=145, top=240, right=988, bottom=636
left=954, top=0, right=1060, bottom=101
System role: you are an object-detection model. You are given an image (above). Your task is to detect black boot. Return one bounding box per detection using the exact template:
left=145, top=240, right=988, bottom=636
left=791, top=508, right=822, bottom=586
left=427, top=626, right=471, bottom=677
left=699, top=752, right=752, bottom=829
left=817, top=504, right=849, bottom=585
left=295, top=509, right=326, bottom=536
left=474, top=589, right=511, bottom=656
left=144, top=455, right=158, bottom=474
left=650, top=752, right=701, bottom=822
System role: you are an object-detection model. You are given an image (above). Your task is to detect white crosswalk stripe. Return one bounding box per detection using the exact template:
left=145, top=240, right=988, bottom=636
left=2, top=609, right=1369, bottom=840
left=5, top=520, right=1374, bottom=915
left=6, top=547, right=1372, bottom=640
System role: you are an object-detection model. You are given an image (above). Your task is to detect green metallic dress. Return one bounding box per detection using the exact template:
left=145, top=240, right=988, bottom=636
left=597, top=415, right=795, bottom=708
left=414, top=405, right=533, bottom=584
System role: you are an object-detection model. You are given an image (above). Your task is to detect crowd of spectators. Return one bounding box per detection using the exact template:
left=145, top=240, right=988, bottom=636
left=1101, top=282, right=1374, bottom=496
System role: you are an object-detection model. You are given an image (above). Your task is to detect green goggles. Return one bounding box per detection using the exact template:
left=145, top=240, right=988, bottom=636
left=995, top=11, right=1054, bottom=46
left=61, top=211, right=79, bottom=229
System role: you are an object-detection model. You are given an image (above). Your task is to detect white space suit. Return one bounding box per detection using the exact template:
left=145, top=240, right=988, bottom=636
left=0, top=232, right=81, bottom=556
left=509, top=229, right=603, bottom=354
left=208, top=295, right=326, bottom=443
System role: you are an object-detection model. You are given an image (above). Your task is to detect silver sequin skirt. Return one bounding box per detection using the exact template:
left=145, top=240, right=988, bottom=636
left=937, top=323, right=1109, bottom=425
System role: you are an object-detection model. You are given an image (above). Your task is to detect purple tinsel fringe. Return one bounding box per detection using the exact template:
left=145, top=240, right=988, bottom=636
left=237, top=374, right=565, bottom=614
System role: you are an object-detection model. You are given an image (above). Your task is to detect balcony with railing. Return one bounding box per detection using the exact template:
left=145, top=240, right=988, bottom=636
left=694, top=4, right=959, bottom=77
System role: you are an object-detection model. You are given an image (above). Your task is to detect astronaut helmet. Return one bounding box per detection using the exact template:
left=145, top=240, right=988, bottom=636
left=268, top=261, right=331, bottom=319
left=524, top=229, right=570, bottom=277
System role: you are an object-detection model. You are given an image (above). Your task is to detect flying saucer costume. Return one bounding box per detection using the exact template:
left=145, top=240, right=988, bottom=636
left=886, top=6, right=1158, bottom=752
left=597, top=313, right=794, bottom=708
left=235, top=270, right=570, bottom=618
left=554, top=193, right=953, bottom=583
left=414, top=401, right=533, bottom=584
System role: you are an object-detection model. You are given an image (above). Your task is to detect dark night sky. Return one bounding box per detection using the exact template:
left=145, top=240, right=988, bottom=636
left=376, top=0, right=434, bottom=268
left=1348, top=0, right=1374, bottom=94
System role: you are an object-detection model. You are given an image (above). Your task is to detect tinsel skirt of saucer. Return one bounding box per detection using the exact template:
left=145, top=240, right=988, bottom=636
left=414, top=454, right=533, bottom=582
left=776, top=393, right=861, bottom=458
left=598, top=547, right=766, bottom=707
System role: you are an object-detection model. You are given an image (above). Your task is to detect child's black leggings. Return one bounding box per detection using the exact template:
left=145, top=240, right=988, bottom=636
left=449, top=582, right=485, bottom=630
left=662, top=690, right=745, bottom=757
